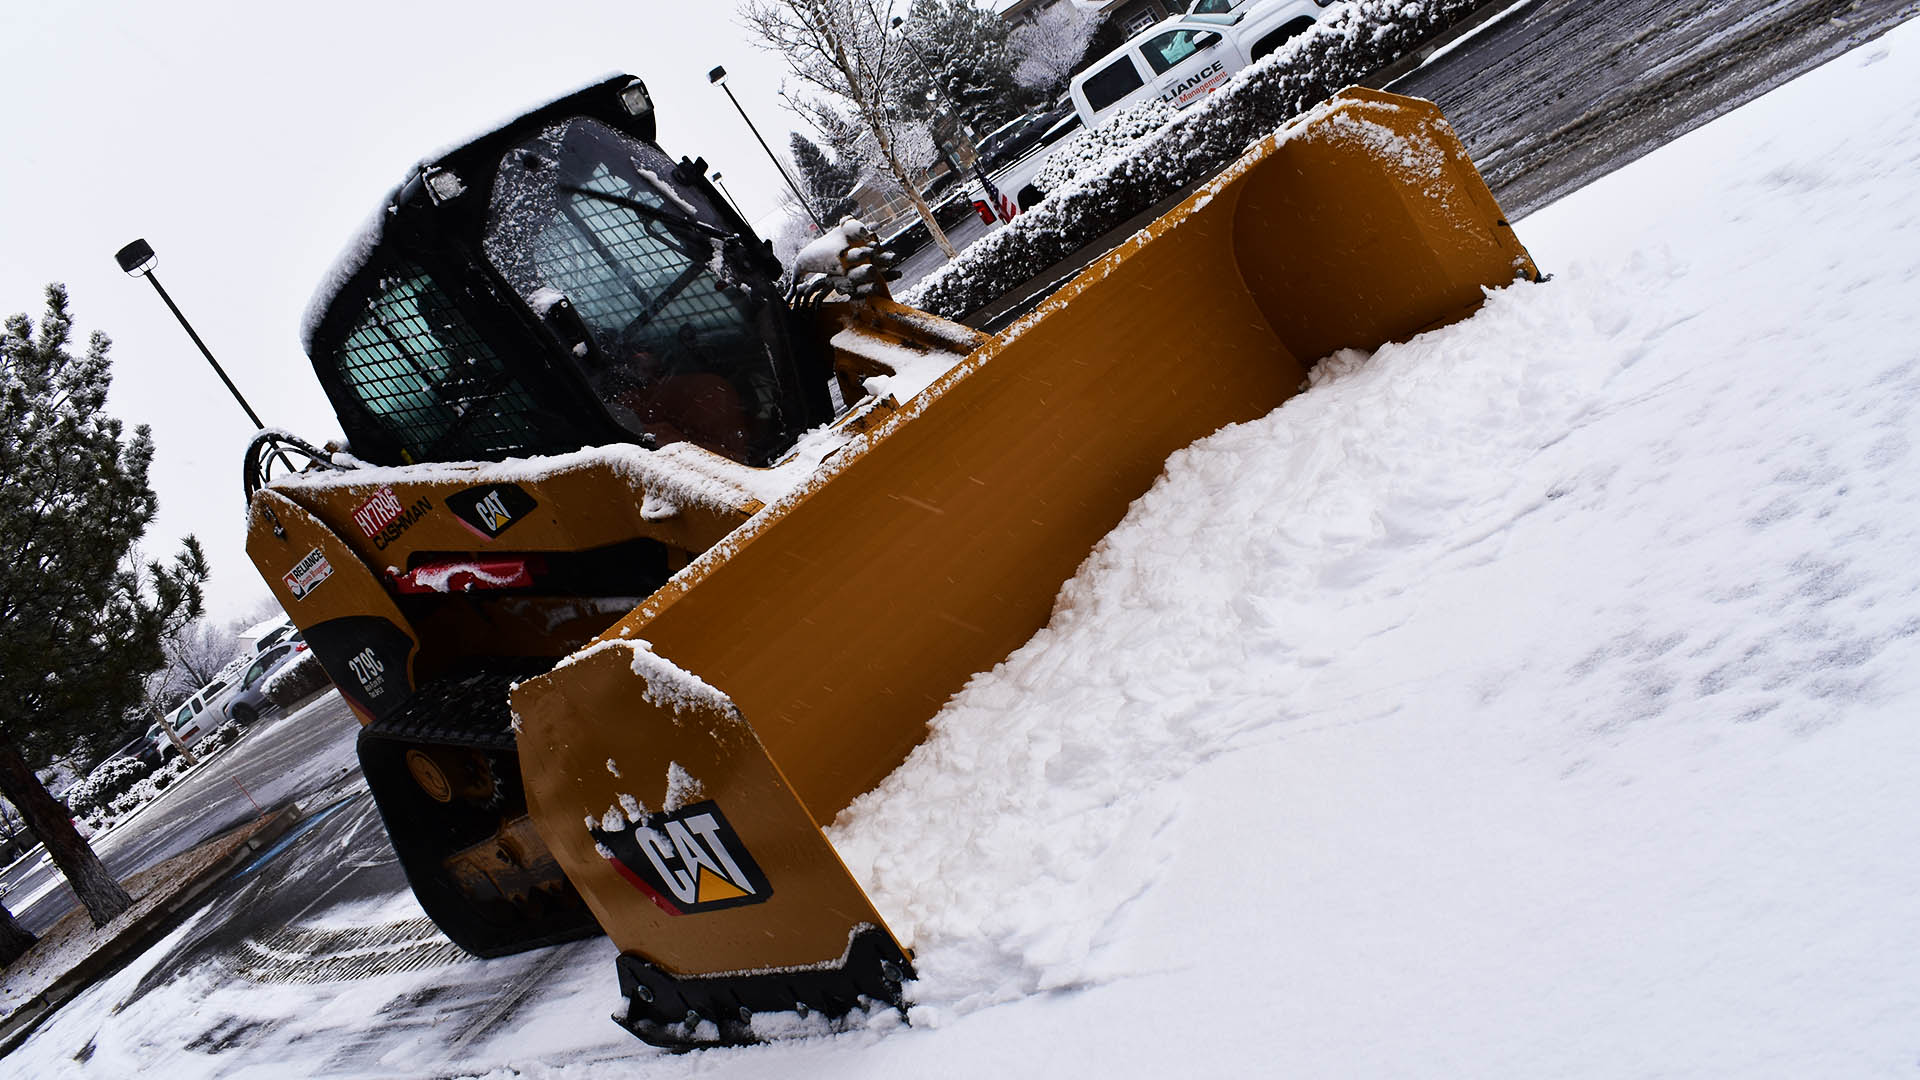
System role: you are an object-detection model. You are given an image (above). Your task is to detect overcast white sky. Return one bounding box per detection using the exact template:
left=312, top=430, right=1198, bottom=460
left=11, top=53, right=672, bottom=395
left=0, top=1, right=851, bottom=625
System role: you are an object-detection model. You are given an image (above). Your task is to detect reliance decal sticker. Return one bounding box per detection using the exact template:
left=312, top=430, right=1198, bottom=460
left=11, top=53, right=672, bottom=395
left=446, top=483, right=537, bottom=541
left=1159, top=60, right=1227, bottom=109
left=284, top=549, right=334, bottom=600
left=352, top=485, right=432, bottom=550
left=590, top=801, right=771, bottom=916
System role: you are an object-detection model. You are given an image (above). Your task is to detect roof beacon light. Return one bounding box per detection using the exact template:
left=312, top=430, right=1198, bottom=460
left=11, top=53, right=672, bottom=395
left=424, top=167, right=466, bottom=204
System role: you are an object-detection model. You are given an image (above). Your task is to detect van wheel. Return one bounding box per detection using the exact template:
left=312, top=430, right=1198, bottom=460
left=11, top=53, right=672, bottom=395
left=231, top=705, right=257, bottom=727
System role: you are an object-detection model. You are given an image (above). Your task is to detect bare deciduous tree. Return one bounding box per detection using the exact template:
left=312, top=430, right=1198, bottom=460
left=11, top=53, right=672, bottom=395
left=1009, top=3, right=1107, bottom=95
left=740, top=0, right=959, bottom=259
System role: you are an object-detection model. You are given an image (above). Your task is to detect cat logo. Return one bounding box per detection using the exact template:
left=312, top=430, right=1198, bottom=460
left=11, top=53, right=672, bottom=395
left=445, top=483, right=536, bottom=541
left=589, top=801, right=771, bottom=916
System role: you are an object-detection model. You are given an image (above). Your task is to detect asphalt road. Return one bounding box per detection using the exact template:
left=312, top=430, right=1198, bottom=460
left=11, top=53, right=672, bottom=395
left=0, top=692, right=363, bottom=935
left=1392, top=0, right=1920, bottom=219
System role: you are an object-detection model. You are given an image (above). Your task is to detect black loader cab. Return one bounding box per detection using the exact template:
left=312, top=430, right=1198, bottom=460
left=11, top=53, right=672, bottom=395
left=303, top=75, right=836, bottom=469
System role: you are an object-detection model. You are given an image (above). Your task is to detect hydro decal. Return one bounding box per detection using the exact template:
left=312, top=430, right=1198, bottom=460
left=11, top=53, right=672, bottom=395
left=446, top=483, right=536, bottom=541
left=352, top=486, right=432, bottom=550
left=591, top=801, right=771, bottom=916
left=284, top=548, right=334, bottom=600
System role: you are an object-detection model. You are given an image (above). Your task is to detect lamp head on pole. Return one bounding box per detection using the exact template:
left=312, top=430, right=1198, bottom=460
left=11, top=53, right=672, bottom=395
left=115, top=238, right=157, bottom=278
left=708, top=65, right=728, bottom=86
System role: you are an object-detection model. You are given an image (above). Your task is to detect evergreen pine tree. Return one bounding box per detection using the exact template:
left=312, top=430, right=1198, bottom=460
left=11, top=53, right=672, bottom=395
left=790, top=131, right=863, bottom=226
left=0, top=284, right=208, bottom=965
left=895, top=0, right=1031, bottom=135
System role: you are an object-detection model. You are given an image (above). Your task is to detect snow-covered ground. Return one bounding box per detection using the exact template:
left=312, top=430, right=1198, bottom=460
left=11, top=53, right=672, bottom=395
left=14, top=18, right=1920, bottom=1078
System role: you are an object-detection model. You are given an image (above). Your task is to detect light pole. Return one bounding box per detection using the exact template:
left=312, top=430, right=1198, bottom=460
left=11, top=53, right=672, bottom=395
left=891, top=15, right=979, bottom=153
left=708, top=66, right=824, bottom=232
left=709, top=171, right=747, bottom=223
left=113, top=238, right=269, bottom=430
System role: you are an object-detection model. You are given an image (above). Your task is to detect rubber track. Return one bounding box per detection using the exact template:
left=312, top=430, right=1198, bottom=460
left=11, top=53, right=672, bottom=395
left=360, top=664, right=551, bottom=752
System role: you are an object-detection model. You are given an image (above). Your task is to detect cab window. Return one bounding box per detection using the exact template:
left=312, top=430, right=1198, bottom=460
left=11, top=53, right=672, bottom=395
left=484, top=118, right=811, bottom=466
left=175, top=704, right=194, bottom=725
left=327, top=262, right=547, bottom=462
left=1144, top=29, right=1216, bottom=74
left=1083, top=56, right=1146, bottom=113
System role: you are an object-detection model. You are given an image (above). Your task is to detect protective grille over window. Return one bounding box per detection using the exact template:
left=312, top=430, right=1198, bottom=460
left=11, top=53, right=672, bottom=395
left=330, top=262, right=544, bottom=462
left=484, top=118, right=808, bottom=466
left=531, top=162, right=753, bottom=364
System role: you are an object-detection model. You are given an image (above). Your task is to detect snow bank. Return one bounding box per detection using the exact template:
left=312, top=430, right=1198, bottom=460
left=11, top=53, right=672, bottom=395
left=829, top=23, right=1920, bottom=1072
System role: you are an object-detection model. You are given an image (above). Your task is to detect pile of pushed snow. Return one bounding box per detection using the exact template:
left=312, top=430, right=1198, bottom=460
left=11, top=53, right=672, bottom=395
left=834, top=25, right=1920, bottom=1069
left=905, top=0, right=1488, bottom=318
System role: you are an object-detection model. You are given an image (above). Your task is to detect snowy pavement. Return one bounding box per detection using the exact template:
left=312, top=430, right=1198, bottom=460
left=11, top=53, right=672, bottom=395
left=11, top=18, right=1920, bottom=1078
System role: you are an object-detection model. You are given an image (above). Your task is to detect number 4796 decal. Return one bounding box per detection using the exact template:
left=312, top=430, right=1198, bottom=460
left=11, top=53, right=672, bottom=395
left=590, top=801, right=771, bottom=916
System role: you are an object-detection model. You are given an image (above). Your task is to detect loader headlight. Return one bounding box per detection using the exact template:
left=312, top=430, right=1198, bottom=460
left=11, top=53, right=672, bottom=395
left=619, top=80, right=653, bottom=119
left=424, top=167, right=466, bottom=204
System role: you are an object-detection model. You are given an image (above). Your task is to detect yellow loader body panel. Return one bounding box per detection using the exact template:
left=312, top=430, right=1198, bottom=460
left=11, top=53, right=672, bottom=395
left=510, top=87, right=1535, bottom=1004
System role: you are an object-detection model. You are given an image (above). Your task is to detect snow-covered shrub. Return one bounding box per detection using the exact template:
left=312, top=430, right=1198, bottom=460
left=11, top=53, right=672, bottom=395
left=264, top=650, right=331, bottom=708
left=1030, top=98, right=1177, bottom=195
left=905, top=0, right=1485, bottom=319
left=65, top=756, right=151, bottom=816
left=198, top=721, right=243, bottom=755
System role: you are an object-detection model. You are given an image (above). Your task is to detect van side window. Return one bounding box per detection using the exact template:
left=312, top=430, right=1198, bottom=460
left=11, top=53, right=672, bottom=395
left=1144, top=29, right=1208, bottom=74
left=1083, top=57, right=1145, bottom=113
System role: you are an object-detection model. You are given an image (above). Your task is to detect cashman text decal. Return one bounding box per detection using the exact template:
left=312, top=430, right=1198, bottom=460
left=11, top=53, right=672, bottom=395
left=446, top=483, right=537, bottom=541
left=284, top=549, right=334, bottom=600
left=590, top=801, right=771, bottom=916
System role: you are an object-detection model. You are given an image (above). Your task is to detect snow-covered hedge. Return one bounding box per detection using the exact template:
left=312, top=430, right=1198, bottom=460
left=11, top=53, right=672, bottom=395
left=904, top=0, right=1484, bottom=319
left=1030, top=98, right=1178, bottom=196
left=264, top=650, right=331, bottom=708
left=65, top=756, right=151, bottom=816
left=77, top=722, right=247, bottom=831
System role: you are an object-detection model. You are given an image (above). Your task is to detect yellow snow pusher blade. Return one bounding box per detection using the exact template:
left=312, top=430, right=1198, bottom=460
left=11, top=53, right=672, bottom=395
left=510, top=87, right=1536, bottom=1045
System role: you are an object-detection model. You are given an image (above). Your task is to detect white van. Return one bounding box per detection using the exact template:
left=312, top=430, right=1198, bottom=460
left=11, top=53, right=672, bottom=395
left=1068, top=2, right=1324, bottom=130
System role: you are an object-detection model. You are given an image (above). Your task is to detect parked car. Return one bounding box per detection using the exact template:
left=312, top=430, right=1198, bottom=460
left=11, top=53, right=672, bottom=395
left=223, top=636, right=310, bottom=726
left=1068, top=1, right=1324, bottom=131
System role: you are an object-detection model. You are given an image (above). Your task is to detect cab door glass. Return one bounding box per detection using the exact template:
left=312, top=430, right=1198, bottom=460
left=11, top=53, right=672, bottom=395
left=1144, top=28, right=1209, bottom=73
left=484, top=117, right=809, bottom=466
left=1083, top=55, right=1146, bottom=113
left=1145, top=29, right=1229, bottom=107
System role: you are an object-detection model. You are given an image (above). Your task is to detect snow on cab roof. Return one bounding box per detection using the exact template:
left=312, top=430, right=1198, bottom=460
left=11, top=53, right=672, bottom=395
left=297, top=72, right=631, bottom=356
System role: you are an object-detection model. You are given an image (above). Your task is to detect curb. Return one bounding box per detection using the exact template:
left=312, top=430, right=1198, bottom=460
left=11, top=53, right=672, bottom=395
left=0, top=805, right=304, bottom=1056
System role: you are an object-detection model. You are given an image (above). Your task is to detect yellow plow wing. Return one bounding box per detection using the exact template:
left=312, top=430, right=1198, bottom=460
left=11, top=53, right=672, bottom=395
left=511, top=87, right=1535, bottom=1044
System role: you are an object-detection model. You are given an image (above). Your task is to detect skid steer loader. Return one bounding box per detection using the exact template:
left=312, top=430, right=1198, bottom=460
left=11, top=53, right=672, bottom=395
left=243, top=73, right=1535, bottom=1047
